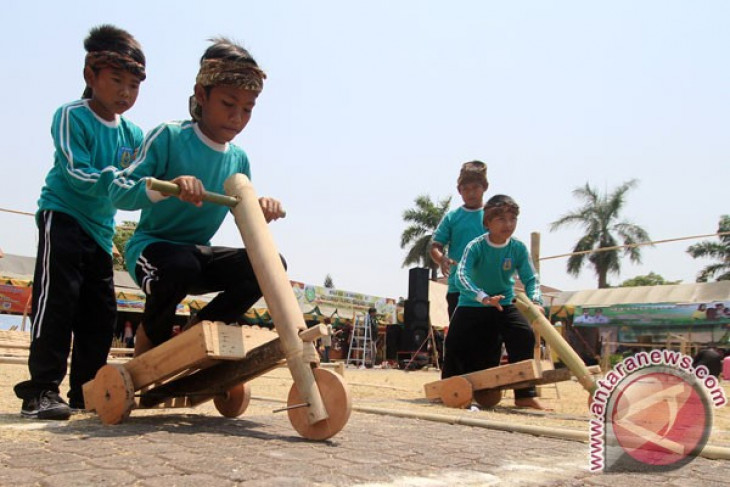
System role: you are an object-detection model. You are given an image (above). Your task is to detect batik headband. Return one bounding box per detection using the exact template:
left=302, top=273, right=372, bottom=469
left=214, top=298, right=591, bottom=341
left=85, top=51, right=146, bottom=80
left=195, top=58, right=266, bottom=92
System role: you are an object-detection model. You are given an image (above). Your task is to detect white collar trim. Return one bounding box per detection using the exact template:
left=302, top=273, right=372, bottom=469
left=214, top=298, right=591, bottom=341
left=485, top=235, right=511, bottom=248
left=193, top=123, right=229, bottom=152
left=83, top=100, right=120, bottom=128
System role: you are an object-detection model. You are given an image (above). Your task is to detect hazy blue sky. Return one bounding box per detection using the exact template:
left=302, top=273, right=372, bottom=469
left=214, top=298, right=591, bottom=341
left=1, top=1, right=728, bottom=300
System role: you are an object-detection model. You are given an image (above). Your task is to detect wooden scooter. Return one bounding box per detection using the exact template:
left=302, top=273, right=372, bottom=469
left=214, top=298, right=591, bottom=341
left=424, top=292, right=599, bottom=409
left=83, top=174, right=352, bottom=440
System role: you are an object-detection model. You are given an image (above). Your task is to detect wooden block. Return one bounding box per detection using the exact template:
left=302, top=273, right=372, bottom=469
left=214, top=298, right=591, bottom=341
left=124, top=322, right=222, bottom=390
left=425, top=360, right=541, bottom=400
left=425, top=360, right=541, bottom=398
left=205, top=321, right=247, bottom=360
left=467, top=360, right=541, bottom=390
left=137, top=337, right=285, bottom=409
left=537, top=368, right=572, bottom=384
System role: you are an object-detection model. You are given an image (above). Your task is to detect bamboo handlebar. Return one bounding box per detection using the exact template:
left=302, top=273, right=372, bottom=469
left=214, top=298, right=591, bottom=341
left=146, top=177, right=240, bottom=207
left=513, top=293, right=597, bottom=394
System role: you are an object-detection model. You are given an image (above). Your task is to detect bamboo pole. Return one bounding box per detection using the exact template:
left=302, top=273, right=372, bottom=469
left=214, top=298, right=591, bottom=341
left=513, top=293, right=597, bottom=394
left=224, top=174, right=327, bottom=424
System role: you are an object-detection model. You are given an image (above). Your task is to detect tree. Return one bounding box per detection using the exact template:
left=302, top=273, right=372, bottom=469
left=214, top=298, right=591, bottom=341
left=686, top=215, right=730, bottom=282
left=112, top=221, right=137, bottom=271
left=400, top=194, right=451, bottom=280
left=619, top=272, right=681, bottom=287
left=324, top=274, right=335, bottom=288
left=550, top=179, right=650, bottom=288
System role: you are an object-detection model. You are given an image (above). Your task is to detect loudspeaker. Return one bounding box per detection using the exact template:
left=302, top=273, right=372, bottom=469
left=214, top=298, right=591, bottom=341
left=404, top=299, right=429, bottom=325
left=408, top=268, right=430, bottom=301
left=404, top=299, right=429, bottom=350
left=385, top=325, right=401, bottom=360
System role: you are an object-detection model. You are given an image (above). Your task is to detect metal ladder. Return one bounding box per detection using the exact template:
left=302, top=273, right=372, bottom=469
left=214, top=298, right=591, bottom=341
left=346, top=313, right=374, bottom=368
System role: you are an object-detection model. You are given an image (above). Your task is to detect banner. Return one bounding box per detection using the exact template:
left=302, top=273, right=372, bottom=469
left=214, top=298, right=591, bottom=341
left=0, top=282, right=31, bottom=314
left=573, top=301, right=730, bottom=328
left=291, top=281, right=397, bottom=323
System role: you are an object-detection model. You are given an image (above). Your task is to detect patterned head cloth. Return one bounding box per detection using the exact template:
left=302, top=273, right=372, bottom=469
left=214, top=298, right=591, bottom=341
left=484, top=194, right=520, bottom=220
left=457, top=160, right=488, bottom=189
left=85, top=50, right=146, bottom=80
left=189, top=58, right=267, bottom=121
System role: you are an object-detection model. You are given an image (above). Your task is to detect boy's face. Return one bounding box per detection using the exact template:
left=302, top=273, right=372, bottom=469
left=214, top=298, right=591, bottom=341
left=84, top=67, right=141, bottom=121
left=457, top=182, right=487, bottom=209
left=195, top=84, right=258, bottom=144
left=484, top=211, right=517, bottom=244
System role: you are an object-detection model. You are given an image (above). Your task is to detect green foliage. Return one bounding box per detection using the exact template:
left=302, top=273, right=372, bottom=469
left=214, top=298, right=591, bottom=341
left=686, top=215, right=730, bottom=282
left=619, top=272, right=681, bottom=287
left=550, top=179, right=650, bottom=288
left=112, top=221, right=137, bottom=271
left=400, top=194, right=452, bottom=279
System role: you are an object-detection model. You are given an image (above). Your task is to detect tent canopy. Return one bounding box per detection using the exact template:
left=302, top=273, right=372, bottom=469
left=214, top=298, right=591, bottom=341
left=552, top=281, right=730, bottom=308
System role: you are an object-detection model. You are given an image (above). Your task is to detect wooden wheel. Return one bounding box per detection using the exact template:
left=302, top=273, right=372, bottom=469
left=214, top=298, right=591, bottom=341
left=440, top=376, right=473, bottom=409
left=287, top=368, right=352, bottom=440
left=91, top=364, right=135, bottom=425
left=214, top=382, right=251, bottom=418
left=473, top=389, right=502, bottom=408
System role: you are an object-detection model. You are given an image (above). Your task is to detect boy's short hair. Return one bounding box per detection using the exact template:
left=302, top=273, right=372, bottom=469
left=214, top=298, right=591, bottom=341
left=457, top=160, right=488, bottom=189
left=189, top=37, right=267, bottom=121
left=483, top=194, right=519, bottom=221
left=82, top=24, right=146, bottom=99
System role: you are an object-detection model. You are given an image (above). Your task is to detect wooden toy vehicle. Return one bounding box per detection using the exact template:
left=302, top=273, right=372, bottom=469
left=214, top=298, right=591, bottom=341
left=424, top=293, right=600, bottom=409
left=83, top=175, right=352, bottom=440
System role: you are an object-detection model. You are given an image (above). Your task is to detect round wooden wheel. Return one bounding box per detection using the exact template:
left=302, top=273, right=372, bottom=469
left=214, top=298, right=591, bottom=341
left=473, top=389, right=502, bottom=408
left=440, top=376, right=473, bottom=409
left=91, top=364, right=135, bottom=425
left=287, top=368, right=352, bottom=440
left=214, top=382, right=251, bottom=418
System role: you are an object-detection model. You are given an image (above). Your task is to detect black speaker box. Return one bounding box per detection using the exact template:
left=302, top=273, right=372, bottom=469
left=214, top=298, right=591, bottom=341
left=408, top=267, right=430, bottom=301
left=385, top=325, right=401, bottom=359
left=404, top=299, right=429, bottom=326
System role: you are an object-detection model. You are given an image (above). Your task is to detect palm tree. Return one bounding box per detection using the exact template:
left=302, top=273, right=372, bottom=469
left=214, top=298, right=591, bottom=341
left=550, top=179, right=650, bottom=288
left=400, top=194, right=452, bottom=280
left=686, top=215, right=730, bottom=282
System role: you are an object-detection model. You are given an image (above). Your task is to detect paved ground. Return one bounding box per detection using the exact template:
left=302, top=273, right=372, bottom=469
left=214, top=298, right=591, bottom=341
left=0, top=396, right=727, bottom=487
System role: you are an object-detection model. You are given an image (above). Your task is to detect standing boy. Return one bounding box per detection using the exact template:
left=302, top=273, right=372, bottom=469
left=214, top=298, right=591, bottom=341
left=444, top=194, right=548, bottom=410
left=14, top=25, right=146, bottom=419
left=430, top=160, right=488, bottom=319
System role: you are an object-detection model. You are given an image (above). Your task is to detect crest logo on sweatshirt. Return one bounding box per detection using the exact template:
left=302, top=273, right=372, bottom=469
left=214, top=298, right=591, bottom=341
left=117, top=146, right=137, bottom=169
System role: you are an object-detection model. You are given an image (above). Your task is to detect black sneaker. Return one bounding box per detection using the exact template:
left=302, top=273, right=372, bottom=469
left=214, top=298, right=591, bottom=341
left=21, top=391, right=71, bottom=420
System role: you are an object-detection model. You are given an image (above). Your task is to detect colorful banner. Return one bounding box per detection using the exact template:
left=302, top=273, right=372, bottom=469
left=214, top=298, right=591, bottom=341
left=0, top=282, right=31, bottom=314
left=0, top=274, right=398, bottom=322
left=574, top=301, right=730, bottom=328
left=291, top=281, right=397, bottom=323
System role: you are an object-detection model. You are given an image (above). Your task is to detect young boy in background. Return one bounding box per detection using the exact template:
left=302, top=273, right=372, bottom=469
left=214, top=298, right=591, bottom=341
left=444, top=194, right=548, bottom=410
left=430, top=160, right=489, bottom=319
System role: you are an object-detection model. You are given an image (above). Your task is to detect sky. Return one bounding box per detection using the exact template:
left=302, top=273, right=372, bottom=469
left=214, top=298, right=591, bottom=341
left=0, top=1, right=728, bottom=301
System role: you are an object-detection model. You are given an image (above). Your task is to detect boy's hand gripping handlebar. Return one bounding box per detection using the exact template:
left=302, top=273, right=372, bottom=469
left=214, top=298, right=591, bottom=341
left=146, top=177, right=286, bottom=217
